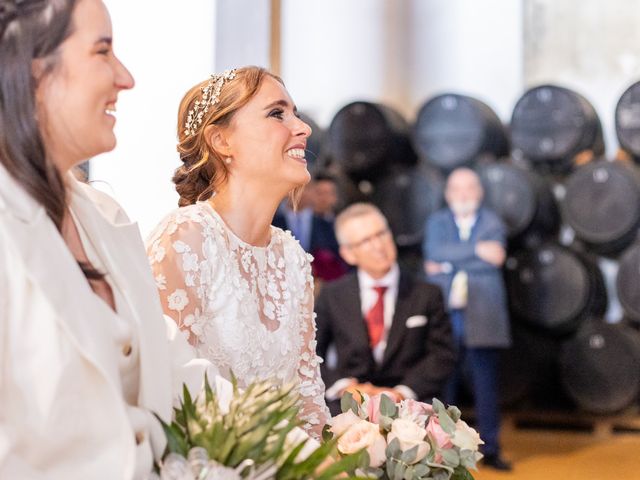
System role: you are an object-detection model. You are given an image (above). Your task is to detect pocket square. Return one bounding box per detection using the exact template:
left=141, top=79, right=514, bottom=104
left=406, top=315, right=428, bottom=328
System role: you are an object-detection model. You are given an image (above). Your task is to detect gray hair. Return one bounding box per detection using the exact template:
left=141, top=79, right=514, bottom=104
left=334, top=202, right=388, bottom=246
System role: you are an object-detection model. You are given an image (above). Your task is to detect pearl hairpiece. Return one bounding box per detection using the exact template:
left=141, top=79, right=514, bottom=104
left=183, top=69, right=237, bottom=137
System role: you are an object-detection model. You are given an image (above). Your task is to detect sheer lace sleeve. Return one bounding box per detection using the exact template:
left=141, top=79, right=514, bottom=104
left=146, top=208, right=209, bottom=346
left=296, top=250, right=331, bottom=439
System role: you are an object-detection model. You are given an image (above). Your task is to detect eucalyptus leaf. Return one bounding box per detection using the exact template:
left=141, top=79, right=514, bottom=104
left=380, top=394, right=398, bottom=418
left=400, top=445, right=419, bottom=465
left=440, top=448, right=460, bottom=467
left=386, top=438, right=402, bottom=459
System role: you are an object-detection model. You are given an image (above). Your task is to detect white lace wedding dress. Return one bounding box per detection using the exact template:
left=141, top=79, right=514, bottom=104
left=146, top=201, right=330, bottom=438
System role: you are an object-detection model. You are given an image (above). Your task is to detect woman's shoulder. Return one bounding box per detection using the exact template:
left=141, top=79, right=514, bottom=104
left=146, top=202, right=218, bottom=246
left=271, top=225, right=314, bottom=268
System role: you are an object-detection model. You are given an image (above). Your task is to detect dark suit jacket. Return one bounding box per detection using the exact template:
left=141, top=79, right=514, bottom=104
left=273, top=212, right=339, bottom=255
left=423, top=207, right=512, bottom=348
left=273, top=212, right=347, bottom=281
left=315, top=270, right=455, bottom=409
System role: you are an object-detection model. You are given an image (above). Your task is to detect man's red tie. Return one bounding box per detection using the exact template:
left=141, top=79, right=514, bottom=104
left=366, top=286, right=387, bottom=347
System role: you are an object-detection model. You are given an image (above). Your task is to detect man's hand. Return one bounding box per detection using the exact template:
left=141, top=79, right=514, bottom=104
left=424, top=260, right=445, bottom=275
left=344, top=383, right=404, bottom=403
left=475, top=241, right=506, bottom=266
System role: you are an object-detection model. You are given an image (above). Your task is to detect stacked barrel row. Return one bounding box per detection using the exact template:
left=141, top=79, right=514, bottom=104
left=306, top=82, right=640, bottom=415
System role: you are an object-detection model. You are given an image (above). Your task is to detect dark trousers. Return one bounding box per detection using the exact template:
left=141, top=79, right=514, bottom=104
left=444, top=309, right=502, bottom=457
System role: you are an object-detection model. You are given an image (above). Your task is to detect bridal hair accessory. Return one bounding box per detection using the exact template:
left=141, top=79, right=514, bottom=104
left=184, top=69, right=237, bottom=137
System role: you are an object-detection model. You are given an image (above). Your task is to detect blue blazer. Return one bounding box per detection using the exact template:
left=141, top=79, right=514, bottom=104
left=423, top=207, right=511, bottom=348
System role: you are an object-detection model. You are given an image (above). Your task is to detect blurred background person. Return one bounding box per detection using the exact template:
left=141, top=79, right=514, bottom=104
left=423, top=167, right=512, bottom=471
left=273, top=178, right=346, bottom=284
left=316, top=203, right=455, bottom=415
left=311, top=171, right=339, bottom=221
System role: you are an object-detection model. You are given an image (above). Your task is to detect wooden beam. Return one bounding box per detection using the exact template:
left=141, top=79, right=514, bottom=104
left=270, top=0, right=281, bottom=75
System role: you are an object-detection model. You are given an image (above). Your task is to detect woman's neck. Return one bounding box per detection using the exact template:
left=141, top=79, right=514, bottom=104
left=210, top=179, right=285, bottom=247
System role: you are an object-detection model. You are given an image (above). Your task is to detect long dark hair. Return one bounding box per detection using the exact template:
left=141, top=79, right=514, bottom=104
left=0, top=0, right=102, bottom=279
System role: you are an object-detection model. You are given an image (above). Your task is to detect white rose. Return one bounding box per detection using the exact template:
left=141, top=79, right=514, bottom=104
left=330, top=410, right=361, bottom=436
left=286, top=426, right=321, bottom=461
left=337, top=420, right=387, bottom=468
left=168, top=289, right=189, bottom=312
left=387, top=418, right=430, bottom=464
left=452, top=420, right=484, bottom=451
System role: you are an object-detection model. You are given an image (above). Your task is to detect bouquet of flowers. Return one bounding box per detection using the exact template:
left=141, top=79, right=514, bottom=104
left=325, top=393, right=483, bottom=480
left=152, top=375, right=365, bottom=480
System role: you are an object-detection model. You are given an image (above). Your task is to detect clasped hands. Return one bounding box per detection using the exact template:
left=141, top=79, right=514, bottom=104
left=343, top=382, right=404, bottom=403
left=425, top=240, right=505, bottom=275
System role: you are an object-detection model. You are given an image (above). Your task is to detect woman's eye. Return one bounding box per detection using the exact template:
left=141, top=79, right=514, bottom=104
left=269, top=109, right=284, bottom=120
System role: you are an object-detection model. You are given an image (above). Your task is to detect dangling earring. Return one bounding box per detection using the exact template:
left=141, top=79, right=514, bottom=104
left=225, top=157, right=232, bottom=165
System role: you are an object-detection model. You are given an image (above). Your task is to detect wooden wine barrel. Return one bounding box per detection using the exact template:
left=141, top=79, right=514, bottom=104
left=510, top=85, right=604, bottom=174
left=616, top=243, right=640, bottom=322
left=477, top=162, right=560, bottom=244
left=615, top=81, right=640, bottom=160
left=298, top=112, right=324, bottom=173
left=348, top=164, right=446, bottom=249
left=327, top=102, right=416, bottom=181
left=560, top=321, right=640, bottom=414
left=562, top=161, right=640, bottom=256
left=413, top=94, right=509, bottom=172
left=505, top=244, right=607, bottom=335
left=499, top=324, right=564, bottom=408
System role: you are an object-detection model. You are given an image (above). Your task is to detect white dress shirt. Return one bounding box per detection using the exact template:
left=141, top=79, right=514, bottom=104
left=357, top=264, right=400, bottom=364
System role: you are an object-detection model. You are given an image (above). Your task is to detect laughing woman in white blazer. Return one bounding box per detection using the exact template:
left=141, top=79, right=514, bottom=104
left=0, top=0, right=210, bottom=478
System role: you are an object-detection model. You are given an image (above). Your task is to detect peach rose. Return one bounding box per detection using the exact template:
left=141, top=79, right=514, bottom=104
left=329, top=410, right=361, bottom=436
left=337, top=420, right=387, bottom=468
left=387, top=419, right=430, bottom=464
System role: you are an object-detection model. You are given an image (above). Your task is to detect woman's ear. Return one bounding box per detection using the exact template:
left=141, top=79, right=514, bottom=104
left=204, top=124, right=232, bottom=158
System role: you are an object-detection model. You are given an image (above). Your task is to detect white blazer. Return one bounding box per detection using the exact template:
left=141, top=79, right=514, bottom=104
left=0, top=165, right=200, bottom=479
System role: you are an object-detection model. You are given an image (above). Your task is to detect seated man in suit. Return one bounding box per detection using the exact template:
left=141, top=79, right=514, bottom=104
left=315, top=203, right=455, bottom=415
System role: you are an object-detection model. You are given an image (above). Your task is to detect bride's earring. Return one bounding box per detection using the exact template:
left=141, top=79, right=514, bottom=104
left=225, top=157, right=232, bottom=165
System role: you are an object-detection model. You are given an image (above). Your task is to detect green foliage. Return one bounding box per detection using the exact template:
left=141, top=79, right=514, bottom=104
left=158, top=377, right=365, bottom=479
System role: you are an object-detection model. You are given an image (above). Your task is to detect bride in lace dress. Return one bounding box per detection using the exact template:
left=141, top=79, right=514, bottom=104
left=146, top=66, right=330, bottom=439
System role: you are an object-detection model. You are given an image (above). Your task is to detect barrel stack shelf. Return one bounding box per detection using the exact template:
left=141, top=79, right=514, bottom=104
left=318, top=82, right=640, bottom=436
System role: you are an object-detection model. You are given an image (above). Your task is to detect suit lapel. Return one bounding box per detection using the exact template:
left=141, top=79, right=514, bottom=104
left=0, top=174, right=122, bottom=389
left=382, top=273, right=413, bottom=366
left=68, top=180, right=172, bottom=419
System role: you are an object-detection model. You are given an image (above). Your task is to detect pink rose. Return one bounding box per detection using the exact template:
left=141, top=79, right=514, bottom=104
left=426, top=416, right=453, bottom=449
left=399, top=399, right=434, bottom=426
left=366, top=394, right=384, bottom=424
left=426, top=416, right=453, bottom=463
left=330, top=410, right=361, bottom=436
left=337, top=420, right=387, bottom=468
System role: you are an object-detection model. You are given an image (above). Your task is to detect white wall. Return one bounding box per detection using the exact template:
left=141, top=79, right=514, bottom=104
left=281, top=0, right=524, bottom=125
left=523, top=0, right=640, bottom=157
left=93, top=1, right=217, bottom=237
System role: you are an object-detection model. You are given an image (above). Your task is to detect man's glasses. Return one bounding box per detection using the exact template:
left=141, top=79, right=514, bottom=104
left=346, top=227, right=391, bottom=249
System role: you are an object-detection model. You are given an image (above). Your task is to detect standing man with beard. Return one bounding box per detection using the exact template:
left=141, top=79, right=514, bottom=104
left=423, top=168, right=512, bottom=471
